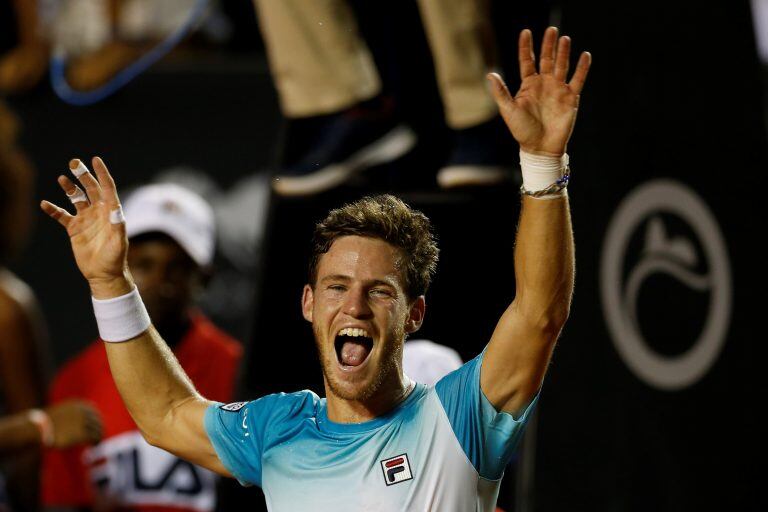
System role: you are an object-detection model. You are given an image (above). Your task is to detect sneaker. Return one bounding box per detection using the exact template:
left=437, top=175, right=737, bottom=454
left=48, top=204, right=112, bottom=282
left=436, top=116, right=518, bottom=189
left=272, top=101, right=417, bottom=197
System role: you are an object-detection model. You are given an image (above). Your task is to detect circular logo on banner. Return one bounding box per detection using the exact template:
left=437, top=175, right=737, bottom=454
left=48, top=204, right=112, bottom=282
left=600, top=180, right=731, bottom=390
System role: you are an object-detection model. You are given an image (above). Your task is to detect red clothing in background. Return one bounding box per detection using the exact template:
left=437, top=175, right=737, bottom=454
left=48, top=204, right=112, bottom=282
left=41, top=314, right=242, bottom=512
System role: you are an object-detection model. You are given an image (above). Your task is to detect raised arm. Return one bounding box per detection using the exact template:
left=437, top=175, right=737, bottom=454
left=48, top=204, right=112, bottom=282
left=40, top=158, right=229, bottom=477
left=481, top=27, right=591, bottom=416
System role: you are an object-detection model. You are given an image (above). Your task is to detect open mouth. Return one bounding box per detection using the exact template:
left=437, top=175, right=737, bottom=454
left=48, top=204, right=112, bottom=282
left=334, top=328, right=374, bottom=369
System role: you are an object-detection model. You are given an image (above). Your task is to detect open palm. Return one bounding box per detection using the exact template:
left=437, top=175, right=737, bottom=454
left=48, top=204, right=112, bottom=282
left=41, top=157, right=129, bottom=289
left=489, top=27, right=591, bottom=157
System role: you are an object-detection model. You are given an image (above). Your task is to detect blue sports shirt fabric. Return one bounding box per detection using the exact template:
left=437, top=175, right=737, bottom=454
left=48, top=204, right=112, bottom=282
left=204, top=352, right=537, bottom=511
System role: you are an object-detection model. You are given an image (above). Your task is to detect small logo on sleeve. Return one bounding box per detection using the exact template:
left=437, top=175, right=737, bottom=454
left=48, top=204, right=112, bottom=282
left=220, top=401, right=248, bottom=412
left=380, top=453, right=413, bottom=486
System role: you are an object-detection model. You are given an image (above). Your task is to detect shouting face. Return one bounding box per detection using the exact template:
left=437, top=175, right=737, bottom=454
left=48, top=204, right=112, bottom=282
left=302, top=235, right=425, bottom=404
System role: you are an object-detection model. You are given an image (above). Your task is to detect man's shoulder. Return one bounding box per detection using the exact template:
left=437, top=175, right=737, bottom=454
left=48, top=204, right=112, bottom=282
left=258, top=389, right=322, bottom=415
left=215, top=390, right=322, bottom=433
left=224, top=390, right=321, bottom=416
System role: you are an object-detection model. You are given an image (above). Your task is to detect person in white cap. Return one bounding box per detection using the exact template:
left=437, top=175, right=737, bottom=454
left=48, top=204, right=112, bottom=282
left=41, top=183, right=243, bottom=512
left=403, top=339, right=462, bottom=386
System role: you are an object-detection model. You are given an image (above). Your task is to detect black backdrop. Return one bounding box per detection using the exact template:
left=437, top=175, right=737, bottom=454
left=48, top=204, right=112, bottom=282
left=530, top=2, right=766, bottom=510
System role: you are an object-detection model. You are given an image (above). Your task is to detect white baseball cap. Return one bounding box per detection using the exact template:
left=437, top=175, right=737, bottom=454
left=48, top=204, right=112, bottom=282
left=123, top=183, right=215, bottom=267
left=403, top=339, right=463, bottom=386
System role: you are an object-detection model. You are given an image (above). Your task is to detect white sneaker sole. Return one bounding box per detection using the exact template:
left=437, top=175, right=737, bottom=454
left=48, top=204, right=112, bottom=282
left=436, top=165, right=510, bottom=189
left=273, top=125, right=417, bottom=197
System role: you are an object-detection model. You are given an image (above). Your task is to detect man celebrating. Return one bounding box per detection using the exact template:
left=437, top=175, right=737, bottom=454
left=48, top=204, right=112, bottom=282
left=41, top=27, right=590, bottom=511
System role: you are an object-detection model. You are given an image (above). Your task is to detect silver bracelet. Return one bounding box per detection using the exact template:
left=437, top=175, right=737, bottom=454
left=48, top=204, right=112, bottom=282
left=520, top=165, right=570, bottom=197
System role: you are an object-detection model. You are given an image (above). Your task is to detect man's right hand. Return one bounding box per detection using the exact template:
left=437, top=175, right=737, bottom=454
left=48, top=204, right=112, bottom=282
left=40, top=157, right=134, bottom=299
left=45, top=400, right=103, bottom=448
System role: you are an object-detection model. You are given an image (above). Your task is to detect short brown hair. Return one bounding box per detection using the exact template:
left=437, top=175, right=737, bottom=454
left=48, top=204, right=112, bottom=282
left=309, top=195, right=438, bottom=299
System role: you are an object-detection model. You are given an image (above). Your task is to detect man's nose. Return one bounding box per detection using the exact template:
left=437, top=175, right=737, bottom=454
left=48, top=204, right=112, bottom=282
left=342, top=288, right=373, bottom=318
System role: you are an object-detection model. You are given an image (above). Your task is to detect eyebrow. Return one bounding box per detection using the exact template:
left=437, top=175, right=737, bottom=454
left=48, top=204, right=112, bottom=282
left=320, top=274, right=398, bottom=289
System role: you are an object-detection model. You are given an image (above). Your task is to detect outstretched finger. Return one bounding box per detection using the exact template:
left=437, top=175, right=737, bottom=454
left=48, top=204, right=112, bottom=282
left=92, top=156, right=120, bottom=207
left=58, top=175, right=89, bottom=212
left=40, top=200, right=73, bottom=228
left=553, top=36, right=571, bottom=82
left=487, top=72, right=515, bottom=109
left=518, top=29, right=536, bottom=79
left=69, top=159, right=102, bottom=203
left=568, top=51, right=592, bottom=95
left=539, top=27, right=558, bottom=74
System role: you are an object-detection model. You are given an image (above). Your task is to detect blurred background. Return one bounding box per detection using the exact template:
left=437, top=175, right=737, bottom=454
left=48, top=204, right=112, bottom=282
left=1, top=0, right=767, bottom=511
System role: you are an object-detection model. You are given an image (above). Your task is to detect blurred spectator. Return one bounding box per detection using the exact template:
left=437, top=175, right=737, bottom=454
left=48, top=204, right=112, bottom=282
left=258, top=0, right=513, bottom=196
left=56, top=0, right=230, bottom=92
left=0, top=0, right=49, bottom=94
left=403, top=338, right=462, bottom=386
left=0, top=403, right=102, bottom=453
left=0, top=100, right=101, bottom=511
left=41, top=183, right=243, bottom=512
left=0, top=0, right=233, bottom=95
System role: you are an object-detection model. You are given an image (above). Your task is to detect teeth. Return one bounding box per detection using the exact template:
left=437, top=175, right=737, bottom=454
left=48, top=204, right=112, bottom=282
left=339, top=328, right=370, bottom=338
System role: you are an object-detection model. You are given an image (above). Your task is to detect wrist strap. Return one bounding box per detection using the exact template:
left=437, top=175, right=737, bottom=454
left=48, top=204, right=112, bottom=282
left=519, top=151, right=570, bottom=197
left=28, top=409, right=54, bottom=447
left=92, top=287, right=151, bottom=342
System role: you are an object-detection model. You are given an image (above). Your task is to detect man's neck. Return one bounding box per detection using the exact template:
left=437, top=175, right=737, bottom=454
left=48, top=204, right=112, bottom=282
left=325, top=373, right=414, bottom=424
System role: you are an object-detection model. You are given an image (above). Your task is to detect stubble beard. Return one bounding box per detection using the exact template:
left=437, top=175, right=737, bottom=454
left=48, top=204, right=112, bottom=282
left=315, top=322, right=405, bottom=402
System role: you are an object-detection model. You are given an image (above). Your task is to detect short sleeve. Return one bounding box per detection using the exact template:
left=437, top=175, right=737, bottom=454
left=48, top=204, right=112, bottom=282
left=204, top=391, right=318, bottom=488
left=434, top=352, right=538, bottom=480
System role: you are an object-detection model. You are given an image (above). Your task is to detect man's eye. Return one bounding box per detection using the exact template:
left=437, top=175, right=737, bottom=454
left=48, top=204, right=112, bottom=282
left=328, top=285, right=346, bottom=291
left=370, top=289, right=392, bottom=297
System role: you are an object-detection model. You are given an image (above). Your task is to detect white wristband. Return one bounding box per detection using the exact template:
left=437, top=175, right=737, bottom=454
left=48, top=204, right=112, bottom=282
left=92, top=287, right=151, bottom=342
left=520, top=150, right=569, bottom=192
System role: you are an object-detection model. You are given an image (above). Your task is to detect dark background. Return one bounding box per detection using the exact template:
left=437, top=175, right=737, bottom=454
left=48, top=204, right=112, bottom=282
left=4, top=0, right=767, bottom=510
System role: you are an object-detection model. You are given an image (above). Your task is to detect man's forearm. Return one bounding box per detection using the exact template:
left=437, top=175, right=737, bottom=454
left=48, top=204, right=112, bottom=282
left=513, top=193, right=574, bottom=331
left=92, top=277, right=201, bottom=445
left=103, top=326, right=202, bottom=442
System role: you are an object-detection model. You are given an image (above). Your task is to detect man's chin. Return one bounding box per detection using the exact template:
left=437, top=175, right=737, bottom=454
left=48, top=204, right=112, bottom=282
left=325, top=368, right=380, bottom=402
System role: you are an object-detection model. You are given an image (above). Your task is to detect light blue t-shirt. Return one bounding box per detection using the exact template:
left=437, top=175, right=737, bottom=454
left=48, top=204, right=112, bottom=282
left=205, top=353, right=537, bottom=511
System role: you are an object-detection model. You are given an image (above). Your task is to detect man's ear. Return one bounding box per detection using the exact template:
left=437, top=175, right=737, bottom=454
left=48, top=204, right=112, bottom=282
left=405, top=296, right=426, bottom=334
left=302, top=284, right=314, bottom=323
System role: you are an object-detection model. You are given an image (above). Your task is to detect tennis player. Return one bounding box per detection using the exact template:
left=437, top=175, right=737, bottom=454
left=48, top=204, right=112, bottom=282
left=41, top=27, right=590, bottom=511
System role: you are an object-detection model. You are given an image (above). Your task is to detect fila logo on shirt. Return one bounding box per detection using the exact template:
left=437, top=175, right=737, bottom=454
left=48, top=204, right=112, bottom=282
left=380, top=453, right=413, bottom=486
left=84, top=431, right=216, bottom=511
